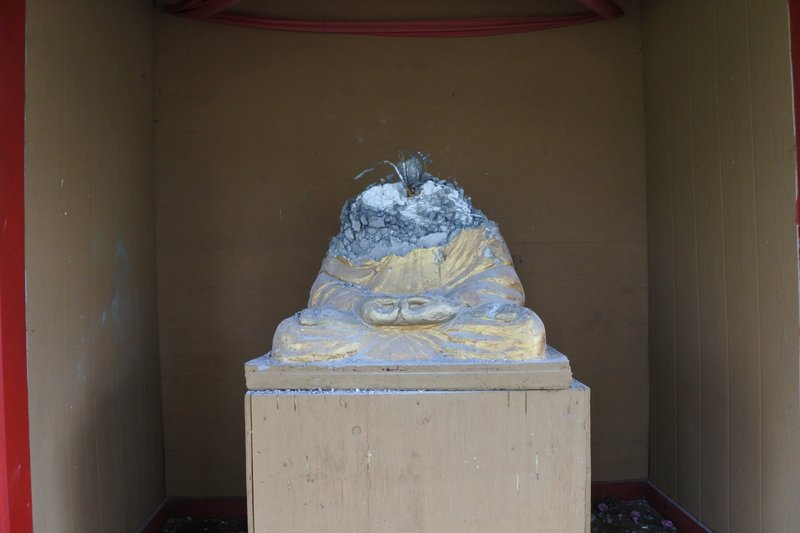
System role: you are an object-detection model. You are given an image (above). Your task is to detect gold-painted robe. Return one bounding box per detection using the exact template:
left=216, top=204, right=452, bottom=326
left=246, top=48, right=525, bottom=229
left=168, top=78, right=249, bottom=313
left=272, top=224, right=545, bottom=362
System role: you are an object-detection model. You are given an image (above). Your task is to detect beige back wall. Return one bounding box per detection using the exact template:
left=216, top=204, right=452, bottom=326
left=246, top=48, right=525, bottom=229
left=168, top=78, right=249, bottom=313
left=643, top=0, right=800, bottom=531
left=155, top=0, right=647, bottom=496
left=25, top=1, right=163, bottom=532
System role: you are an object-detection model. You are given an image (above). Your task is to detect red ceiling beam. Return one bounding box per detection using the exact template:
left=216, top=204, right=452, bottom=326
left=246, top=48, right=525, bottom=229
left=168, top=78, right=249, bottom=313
left=579, top=0, right=624, bottom=19
left=166, top=0, right=624, bottom=36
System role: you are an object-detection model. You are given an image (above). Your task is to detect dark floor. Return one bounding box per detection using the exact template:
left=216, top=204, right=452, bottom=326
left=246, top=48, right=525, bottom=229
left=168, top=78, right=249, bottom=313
left=159, top=517, right=246, bottom=533
left=591, top=498, right=678, bottom=532
left=159, top=499, right=678, bottom=532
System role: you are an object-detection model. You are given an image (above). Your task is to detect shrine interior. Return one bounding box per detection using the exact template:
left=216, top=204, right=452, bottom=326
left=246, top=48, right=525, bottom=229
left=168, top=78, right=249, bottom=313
left=19, top=0, right=800, bottom=531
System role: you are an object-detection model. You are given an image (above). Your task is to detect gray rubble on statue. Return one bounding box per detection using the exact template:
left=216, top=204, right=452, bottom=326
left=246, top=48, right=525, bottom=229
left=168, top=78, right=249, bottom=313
left=328, top=152, right=487, bottom=262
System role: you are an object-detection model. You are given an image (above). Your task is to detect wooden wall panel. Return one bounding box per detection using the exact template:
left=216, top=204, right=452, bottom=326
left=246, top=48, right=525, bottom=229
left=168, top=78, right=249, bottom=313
left=667, top=0, right=702, bottom=515
left=24, top=1, right=164, bottom=532
left=643, top=1, right=800, bottom=531
left=749, top=2, right=800, bottom=532
left=642, top=0, right=676, bottom=496
left=155, top=0, right=649, bottom=496
left=715, top=3, right=763, bottom=530
left=689, top=1, right=731, bottom=528
left=642, top=0, right=660, bottom=491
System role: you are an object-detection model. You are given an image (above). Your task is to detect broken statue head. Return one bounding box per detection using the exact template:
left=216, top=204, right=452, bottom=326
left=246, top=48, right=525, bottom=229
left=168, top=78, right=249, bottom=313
left=271, top=152, right=546, bottom=362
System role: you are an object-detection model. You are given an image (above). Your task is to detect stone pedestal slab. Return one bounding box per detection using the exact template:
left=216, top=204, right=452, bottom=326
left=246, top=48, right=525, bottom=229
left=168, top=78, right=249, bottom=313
left=245, top=382, right=590, bottom=532
left=246, top=345, right=572, bottom=391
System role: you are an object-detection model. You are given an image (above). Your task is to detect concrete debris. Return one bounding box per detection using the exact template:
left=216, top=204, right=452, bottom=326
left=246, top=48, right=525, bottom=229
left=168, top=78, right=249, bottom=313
left=328, top=153, right=487, bottom=263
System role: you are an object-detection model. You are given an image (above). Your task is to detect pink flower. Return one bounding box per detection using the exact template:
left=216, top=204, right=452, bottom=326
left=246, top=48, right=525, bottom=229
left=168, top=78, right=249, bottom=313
left=661, top=518, right=674, bottom=528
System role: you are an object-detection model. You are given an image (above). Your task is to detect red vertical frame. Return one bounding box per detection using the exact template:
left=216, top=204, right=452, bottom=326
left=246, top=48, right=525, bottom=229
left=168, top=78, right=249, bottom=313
left=0, top=1, right=33, bottom=532
left=791, top=0, right=800, bottom=229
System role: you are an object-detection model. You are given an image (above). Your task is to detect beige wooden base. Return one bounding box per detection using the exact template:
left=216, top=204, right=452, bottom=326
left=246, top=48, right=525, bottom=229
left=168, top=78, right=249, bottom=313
left=245, top=345, right=573, bottom=391
left=245, top=382, right=590, bottom=532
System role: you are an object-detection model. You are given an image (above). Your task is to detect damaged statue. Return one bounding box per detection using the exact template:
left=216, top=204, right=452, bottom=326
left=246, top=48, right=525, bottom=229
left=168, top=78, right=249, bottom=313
left=272, top=152, right=546, bottom=362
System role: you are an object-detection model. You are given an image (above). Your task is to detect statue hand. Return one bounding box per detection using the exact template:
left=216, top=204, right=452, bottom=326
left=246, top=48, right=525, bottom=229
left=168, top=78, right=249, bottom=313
left=399, top=295, right=460, bottom=325
left=356, top=294, right=461, bottom=326
left=476, top=302, right=521, bottom=322
left=356, top=296, right=402, bottom=326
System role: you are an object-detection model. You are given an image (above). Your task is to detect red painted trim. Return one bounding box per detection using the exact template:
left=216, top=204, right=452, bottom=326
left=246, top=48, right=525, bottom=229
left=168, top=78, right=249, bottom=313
left=790, top=0, right=800, bottom=228
left=579, top=0, right=624, bottom=19
left=204, top=13, right=604, bottom=37
left=137, top=500, right=168, bottom=533
left=165, top=0, right=623, bottom=37
left=643, top=482, right=714, bottom=533
left=0, top=1, right=33, bottom=533
left=592, top=481, right=713, bottom=532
